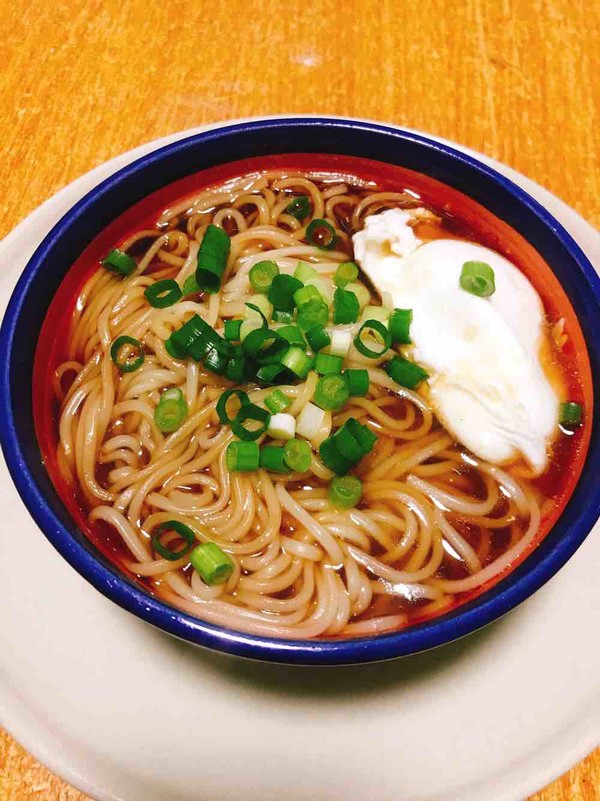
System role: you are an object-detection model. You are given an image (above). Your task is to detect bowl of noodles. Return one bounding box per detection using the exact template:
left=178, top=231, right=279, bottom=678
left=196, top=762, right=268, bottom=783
left=1, top=118, right=599, bottom=664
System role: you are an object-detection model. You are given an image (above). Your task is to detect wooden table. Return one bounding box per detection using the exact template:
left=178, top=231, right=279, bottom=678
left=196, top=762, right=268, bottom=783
left=0, top=1, right=598, bottom=798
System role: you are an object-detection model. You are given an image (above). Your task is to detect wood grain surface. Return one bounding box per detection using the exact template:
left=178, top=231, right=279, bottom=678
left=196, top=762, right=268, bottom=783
left=0, top=1, right=598, bottom=799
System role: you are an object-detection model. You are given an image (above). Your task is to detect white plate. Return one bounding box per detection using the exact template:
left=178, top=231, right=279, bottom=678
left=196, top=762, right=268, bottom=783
left=1, top=120, right=599, bottom=801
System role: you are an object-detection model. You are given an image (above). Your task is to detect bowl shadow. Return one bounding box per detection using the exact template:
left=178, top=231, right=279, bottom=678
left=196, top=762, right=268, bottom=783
left=142, top=610, right=512, bottom=700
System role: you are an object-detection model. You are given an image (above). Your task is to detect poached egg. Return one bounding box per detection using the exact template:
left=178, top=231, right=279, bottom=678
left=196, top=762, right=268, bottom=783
left=353, top=209, right=560, bottom=473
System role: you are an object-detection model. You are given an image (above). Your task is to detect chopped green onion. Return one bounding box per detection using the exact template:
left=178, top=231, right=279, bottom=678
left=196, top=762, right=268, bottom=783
left=224, top=319, right=243, bottom=341
left=296, top=402, right=327, bottom=441
left=196, top=224, right=231, bottom=294
left=319, top=418, right=377, bottom=474
left=360, top=305, right=390, bottom=325
left=385, top=355, right=428, bottom=389
left=242, top=328, right=287, bottom=365
left=188, top=327, right=226, bottom=362
left=268, top=274, right=304, bottom=312
left=216, top=389, right=250, bottom=424
left=267, top=412, right=296, bottom=440
left=110, top=335, right=145, bottom=373
left=559, top=401, right=583, bottom=427
left=277, top=325, right=305, bottom=346
left=259, top=445, right=289, bottom=473
left=101, top=248, right=136, bottom=278
left=334, top=261, right=359, bottom=288
left=459, top=261, right=496, bottom=297
left=152, top=520, right=196, bottom=561
left=305, top=325, right=331, bottom=352
left=224, top=350, right=249, bottom=383
left=345, top=418, right=378, bottom=453
left=286, top=195, right=311, bottom=221
left=190, top=542, right=234, bottom=585
left=240, top=319, right=263, bottom=343
left=294, top=284, right=323, bottom=307
left=245, top=294, right=272, bottom=321
left=314, top=374, right=350, bottom=411
left=281, top=346, right=313, bottom=378
left=144, top=279, right=182, bottom=309
left=294, top=262, right=318, bottom=282
left=306, top=219, right=337, bottom=250
left=182, top=274, right=201, bottom=296
left=265, top=389, right=291, bottom=414
left=249, top=260, right=279, bottom=294
left=283, top=438, right=312, bottom=472
left=305, top=277, right=335, bottom=305
left=354, top=319, right=392, bottom=358
left=272, top=309, right=294, bottom=324
left=330, top=424, right=365, bottom=462
left=328, top=329, right=352, bottom=358
left=297, top=299, right=329, bottom=331
left=343, top=368, right=369, bottom=396
left=389, top=308, right=413, bottom=344
left=319, top=437, right=353, bottom=475
left=231, top=403, right=271, bottom=441
left=328, top=475, right=363, bottom=509
left=314, top=352, right=343, bottom=375
left=154, top=387, right=188, bottom=433
left=165, top=314, right=210, bottom=360
left=333, top=287, right=360, bottom=324
left=256, top=362, right=290, bottom=384
left=226, top=440, right=260, bottom=472
left=346, top=282, right=371, bottom=309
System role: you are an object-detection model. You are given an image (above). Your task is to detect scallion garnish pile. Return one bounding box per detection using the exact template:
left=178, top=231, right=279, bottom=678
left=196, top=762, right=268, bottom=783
left=103, top=221, right=433, bottom=510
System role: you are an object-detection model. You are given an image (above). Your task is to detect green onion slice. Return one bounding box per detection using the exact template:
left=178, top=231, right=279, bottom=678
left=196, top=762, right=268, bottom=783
left=314, top=352, right=343, bottom=375
left=196, top=224, right=231, bottom=294
left=154, top=387, right=188, bottom=433
left=305, top=325, right=331, bottom=352
left=256, top=363, right=290, bottom=384
left=459, top=260, right=496, bottom=297
left=334, top=261, right=359, bottom=288
left=242, top=328, right=288, bottom=365
left=286, top=195, right=311, bottom=221
left=101, top=248, right=137, bottom=277
left=165, top=314, right=211, bottom=360
left=265, top=389, right=291, bottom=414
left=344, top=418, right=378, bottom=453
left=231, top=403, right=271, bottom=441
left=385, top=355, right=428, bottom=389
left=226, top=440, right=260, bottom=471
left=343, top=368, right=369, bottom=397
left=559, top=401, right=583, bottom=427
left=388, top=308, right=413, bottom=344
left=314, top=374, right=350, bottom=411
left=152, top=520, right=197, bottom=561
left=354, top=319, right=392, bottom=358
left=245, top=302, right=269, bottom=328
left=283, top=438, right=312, bottom=472
left=306, top=219, right=337, bottom=250
left=110, top=335, right=145, bottom=373
left=216, top=389, right=250, bottom=424
left=328, top=475, right=363, bottom=509
left=190, top=542, right=234, bottom=585
left=224, top=319, right=243, bottom=342
left=319, top=437, right=353, bottom=475
left=182, top=274, right=201, bottom=296
left=333, top=286, right=360, bottom=324
left=294, top=262, right=318, bottom=282
left=259, top=445, right=289, bottom=473
left=249, top=260, right=279, bottom=294
left=272, top=309, right=294, bottom=324
left=277, top=325, right=305, bottom=346
left=296, top=299, right=329, bottom=332
left=144, top=279, right=182, bottom=309
left=268, top=274, right=304, bottom=312
left=281, top=346, right=314, bottom=378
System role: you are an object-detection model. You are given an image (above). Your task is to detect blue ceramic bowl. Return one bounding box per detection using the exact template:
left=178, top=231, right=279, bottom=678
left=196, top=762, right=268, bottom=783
left=1, top=118, right=599, bottom=665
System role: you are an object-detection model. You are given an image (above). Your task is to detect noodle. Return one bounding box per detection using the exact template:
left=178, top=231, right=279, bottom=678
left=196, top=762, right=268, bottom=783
left=51, top=169, right=549, bottom=639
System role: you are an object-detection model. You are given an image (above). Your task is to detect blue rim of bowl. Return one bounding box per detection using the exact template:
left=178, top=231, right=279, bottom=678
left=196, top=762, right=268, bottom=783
left=1, top=117, right=599, bottom=665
